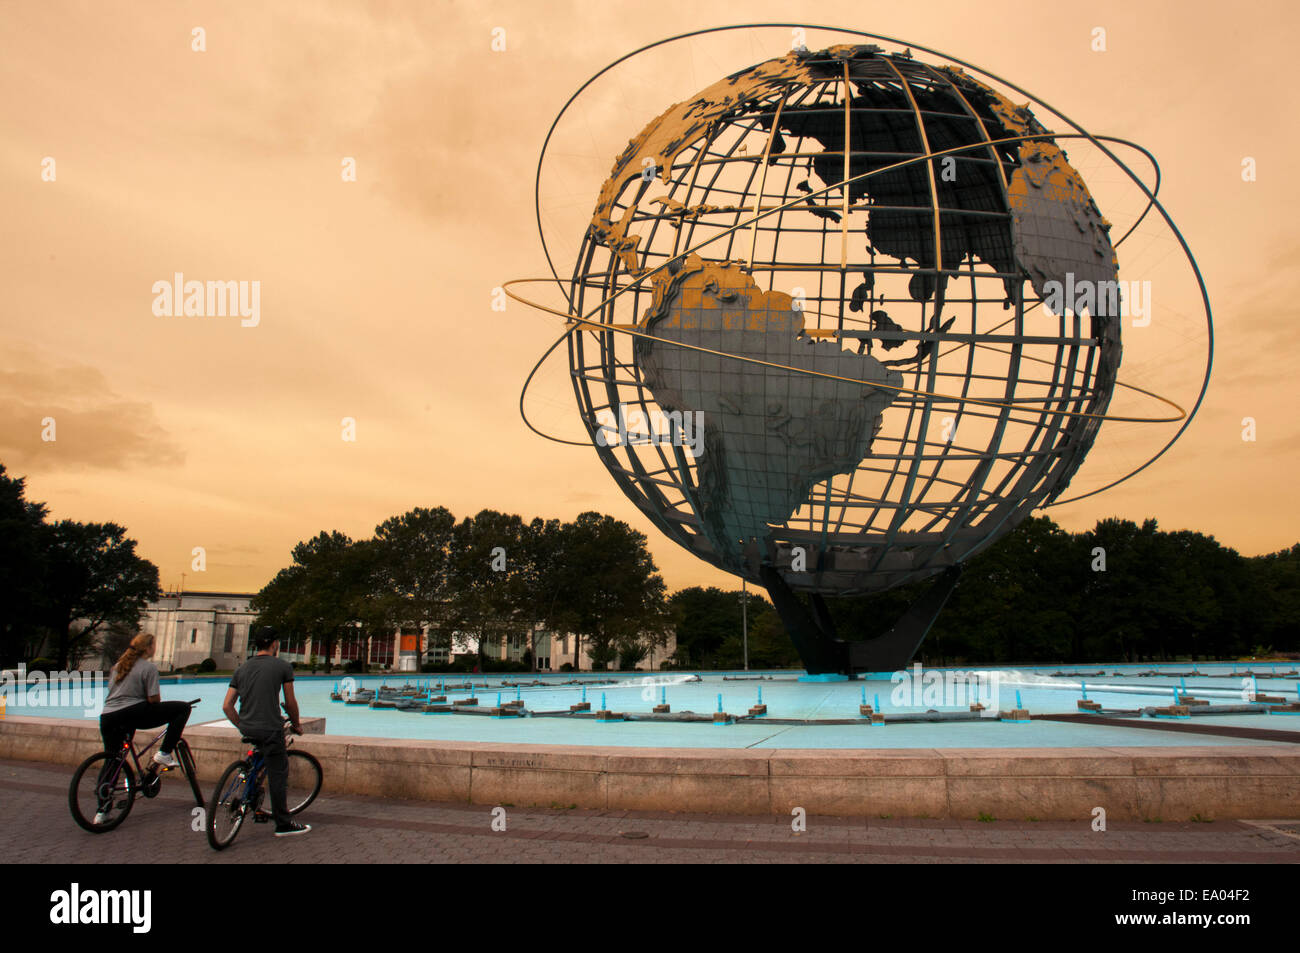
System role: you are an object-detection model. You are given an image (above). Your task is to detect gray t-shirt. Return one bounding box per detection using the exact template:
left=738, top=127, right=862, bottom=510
left=229, top=655, right=294, bottom=733
left=101, top=660, right=161, bottom=715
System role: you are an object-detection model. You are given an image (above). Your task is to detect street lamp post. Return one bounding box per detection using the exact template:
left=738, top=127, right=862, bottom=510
left=741, top=579, right=749, bottom=672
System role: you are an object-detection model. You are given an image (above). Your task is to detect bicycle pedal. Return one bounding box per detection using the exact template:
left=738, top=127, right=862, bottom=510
left=254, top=811, right=271, bottom=824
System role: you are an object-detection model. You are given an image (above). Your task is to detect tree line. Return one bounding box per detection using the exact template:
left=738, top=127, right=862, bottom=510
left=251, top=508, right=672, bottom=671
left=1, top=464, right=160, bottom=668
left=3, top=457, right=1295, bottom=671
left=670, top=516, right=1300, bottom=668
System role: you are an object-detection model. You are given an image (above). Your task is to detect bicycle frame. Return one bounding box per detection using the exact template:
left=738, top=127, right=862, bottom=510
left=217, top=721, right=296, bottom=812
left=99, top=720, right=204, bottom=808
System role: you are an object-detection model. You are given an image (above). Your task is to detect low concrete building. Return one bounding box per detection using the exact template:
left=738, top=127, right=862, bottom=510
left=79, top=592, right=675, bottom=674
left=143, top=591, right=257, bottom=671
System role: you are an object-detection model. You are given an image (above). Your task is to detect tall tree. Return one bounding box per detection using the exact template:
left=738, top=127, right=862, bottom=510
left=40, top=520, right=161, bottom=668
left=669, top=587, right=743, bottom=668
left=557, top=512, right=666, bottom=670
left=371, top=507, right=456, bottom=662
left=0, top=465, right=49, bottom=666
left=252, top=531, right=378, bottom=670
left=444, top=510, right=532, bottom=667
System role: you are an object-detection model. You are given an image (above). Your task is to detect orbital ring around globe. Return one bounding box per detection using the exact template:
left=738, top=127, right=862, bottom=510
left=517, top=25, right=1213, bottom=522
left=508, top=132, right=1189, bottom=432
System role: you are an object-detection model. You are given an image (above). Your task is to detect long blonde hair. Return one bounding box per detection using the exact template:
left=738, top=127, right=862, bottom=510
left=113, top=633, right=155, bottom=683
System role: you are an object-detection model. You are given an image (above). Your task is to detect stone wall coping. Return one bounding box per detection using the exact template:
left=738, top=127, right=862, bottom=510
left=4, top=717, right=1296, bottom=819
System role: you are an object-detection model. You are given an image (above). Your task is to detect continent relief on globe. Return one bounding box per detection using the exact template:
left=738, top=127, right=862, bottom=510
left=633, top=253, right=904, bottom=567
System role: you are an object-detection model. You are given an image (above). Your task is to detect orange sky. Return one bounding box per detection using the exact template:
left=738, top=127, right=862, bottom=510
left=2, top=0, right=1297, bottom=596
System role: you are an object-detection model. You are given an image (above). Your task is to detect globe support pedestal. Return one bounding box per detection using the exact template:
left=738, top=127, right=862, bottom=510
left=760, top=566, right=963, bottom=676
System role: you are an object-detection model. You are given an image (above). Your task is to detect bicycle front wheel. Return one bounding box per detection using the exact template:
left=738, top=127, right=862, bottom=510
left=206, top=759, right=252, bottom=851
left=69, top=753, right=135, bottom=833
left=285, top=750, right=322, bottom=815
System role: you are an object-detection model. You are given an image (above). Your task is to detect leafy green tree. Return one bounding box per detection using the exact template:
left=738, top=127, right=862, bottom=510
left=252, top=531, right=379, bottom=671
left=371, top=507, right=456, bottom=661
left=444, top=510, right=532, bottom=667
left=0, top=465, right=49, bottom=666
left=551, top=512, right=666, bottom=670
left=1252, top=544, right=1300, bottom=652
left=522, top=517, right=567, bottom=671
left=39, top=520, right=161, bottom=668
left=669, top=587, right=745, bottom=669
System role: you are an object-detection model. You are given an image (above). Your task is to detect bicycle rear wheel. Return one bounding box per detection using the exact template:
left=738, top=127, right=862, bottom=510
left=206, top=759, right=253, bottom=850
left=69, top=753, right=135, bottom=833
left=285, top=750, right=323, bottom=815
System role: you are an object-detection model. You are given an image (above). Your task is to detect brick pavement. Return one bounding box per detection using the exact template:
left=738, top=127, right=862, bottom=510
left=6, top=758, right=1298, bottom=864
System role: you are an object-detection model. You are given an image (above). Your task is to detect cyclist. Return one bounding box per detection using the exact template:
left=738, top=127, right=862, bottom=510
left=100, top=633, right=191, bottom=768
left=221, top=626, right=310, bottom=837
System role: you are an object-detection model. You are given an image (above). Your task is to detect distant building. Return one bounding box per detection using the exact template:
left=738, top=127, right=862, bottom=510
left=492, top=625, right=676, bottom=672
left=81, top=592, right=674, bottom=673
left=143, top=590, right=258, bottom=671
left=74, top=590, right=258, bottom=672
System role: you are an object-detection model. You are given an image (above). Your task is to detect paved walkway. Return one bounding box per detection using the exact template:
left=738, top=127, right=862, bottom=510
left=8, top=758, right=1298, bottom=864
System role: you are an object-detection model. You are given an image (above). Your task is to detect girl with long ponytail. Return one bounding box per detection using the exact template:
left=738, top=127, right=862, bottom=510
left=100, top=632, right=191, bottom=767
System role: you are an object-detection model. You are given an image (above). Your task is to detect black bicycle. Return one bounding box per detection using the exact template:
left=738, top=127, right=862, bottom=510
left=68, top=698, right=205, bottom=833
left=206, top=715, right=322, bottom=850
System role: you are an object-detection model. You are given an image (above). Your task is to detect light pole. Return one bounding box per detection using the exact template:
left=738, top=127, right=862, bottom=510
left=741, top=579, right=749, bottom=671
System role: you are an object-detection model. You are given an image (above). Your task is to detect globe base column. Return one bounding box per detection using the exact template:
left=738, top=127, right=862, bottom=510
left=760, top=565, right=963, bottom=676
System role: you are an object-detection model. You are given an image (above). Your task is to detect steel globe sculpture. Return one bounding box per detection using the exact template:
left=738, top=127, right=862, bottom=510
left=512, top=34, right=1207, bottom=676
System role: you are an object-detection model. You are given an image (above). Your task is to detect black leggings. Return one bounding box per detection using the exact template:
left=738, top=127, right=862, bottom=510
left=100, top=701, right=191, bottom=756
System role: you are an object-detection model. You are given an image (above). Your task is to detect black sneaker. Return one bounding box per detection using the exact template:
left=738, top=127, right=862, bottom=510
left=274, top=821, right=311, bottom=837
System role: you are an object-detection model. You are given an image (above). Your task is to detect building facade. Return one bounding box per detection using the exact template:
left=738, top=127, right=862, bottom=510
left=83, top=591, right=675, bottom=673
left=143, top=590, right=257, bottom=671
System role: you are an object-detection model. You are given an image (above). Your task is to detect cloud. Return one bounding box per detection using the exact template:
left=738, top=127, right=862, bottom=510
left=0, top=347, right=185, bottom=472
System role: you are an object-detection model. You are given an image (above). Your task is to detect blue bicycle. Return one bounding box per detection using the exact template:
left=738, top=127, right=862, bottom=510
left=205, top=715, right=321, bottom=850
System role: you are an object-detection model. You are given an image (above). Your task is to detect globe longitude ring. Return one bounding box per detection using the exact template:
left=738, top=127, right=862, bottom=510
left=508, top=27, right=1212, bottom=677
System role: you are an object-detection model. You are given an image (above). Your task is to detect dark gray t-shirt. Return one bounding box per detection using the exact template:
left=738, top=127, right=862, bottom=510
left=229, top=655, right=294, bottom=733
left=102, top=660, right=161, bottom=715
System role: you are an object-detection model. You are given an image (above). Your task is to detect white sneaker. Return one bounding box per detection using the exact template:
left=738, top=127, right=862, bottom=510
left=92, top=811, right=107, bottom=825
left=153, top=751, right=178, bottom=768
